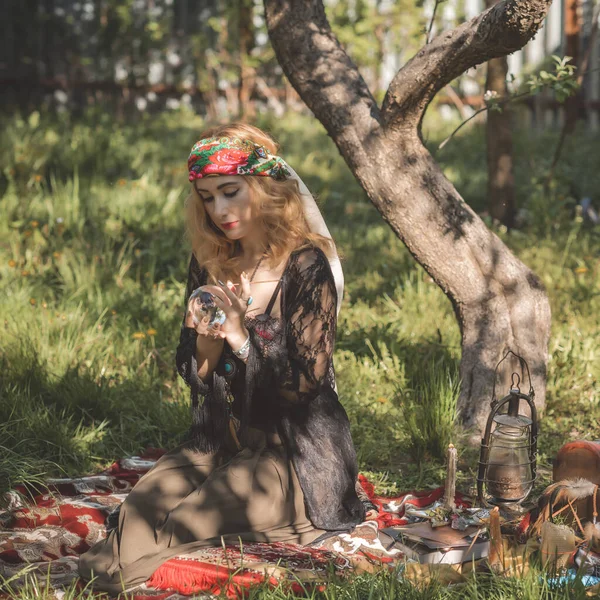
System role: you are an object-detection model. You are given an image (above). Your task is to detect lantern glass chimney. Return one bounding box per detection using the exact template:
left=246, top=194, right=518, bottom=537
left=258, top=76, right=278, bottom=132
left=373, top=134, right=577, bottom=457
left=486, top=414, right=534, bottom=504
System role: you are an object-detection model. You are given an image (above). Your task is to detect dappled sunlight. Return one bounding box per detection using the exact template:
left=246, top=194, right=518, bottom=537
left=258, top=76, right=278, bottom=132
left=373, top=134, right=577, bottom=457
left=1, top=110, right=599, bottom=509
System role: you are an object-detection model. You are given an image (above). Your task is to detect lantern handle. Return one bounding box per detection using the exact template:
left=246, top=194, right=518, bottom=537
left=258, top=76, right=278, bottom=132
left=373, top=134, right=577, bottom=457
left=491, top=350, right=534, bottom=404
left=511, top=372, right=521, bottom=392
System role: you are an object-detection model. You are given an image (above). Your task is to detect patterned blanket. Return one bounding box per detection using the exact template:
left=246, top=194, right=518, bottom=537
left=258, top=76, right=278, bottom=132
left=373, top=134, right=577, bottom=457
left=0, top=451, right=463, bottom=598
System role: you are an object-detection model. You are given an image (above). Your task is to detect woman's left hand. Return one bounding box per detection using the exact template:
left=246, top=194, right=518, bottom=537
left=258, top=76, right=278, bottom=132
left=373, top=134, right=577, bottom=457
left=201, top=273, right=252, bottom=348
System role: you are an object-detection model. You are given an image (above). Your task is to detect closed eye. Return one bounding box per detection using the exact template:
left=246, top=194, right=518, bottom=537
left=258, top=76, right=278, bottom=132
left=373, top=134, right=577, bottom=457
left=201, top=189, right=238, bottom=202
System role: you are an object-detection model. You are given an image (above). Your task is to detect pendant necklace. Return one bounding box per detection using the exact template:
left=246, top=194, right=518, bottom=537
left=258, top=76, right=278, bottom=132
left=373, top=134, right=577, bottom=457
left=245, top=254, right=266, bottom=308
left=222, top=254, right=265, bottom=382
left=247, top=254, right=265, bottom=285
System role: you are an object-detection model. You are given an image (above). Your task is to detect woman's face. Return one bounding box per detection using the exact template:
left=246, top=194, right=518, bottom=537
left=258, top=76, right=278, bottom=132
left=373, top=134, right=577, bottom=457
left=194, top=175, right=256, bottom=240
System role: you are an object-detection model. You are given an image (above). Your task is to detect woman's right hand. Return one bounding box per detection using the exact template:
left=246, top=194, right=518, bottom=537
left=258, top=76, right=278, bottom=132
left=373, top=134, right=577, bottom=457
left=187, top=303, right=225, bottom=383
left=185, top=297, right=224, bottom=343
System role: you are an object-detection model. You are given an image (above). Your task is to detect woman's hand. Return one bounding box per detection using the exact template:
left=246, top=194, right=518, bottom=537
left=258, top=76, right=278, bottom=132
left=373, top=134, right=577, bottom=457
left=185, top=297, right=224, bottom=343
left=200, top=273, right=252, bottom=350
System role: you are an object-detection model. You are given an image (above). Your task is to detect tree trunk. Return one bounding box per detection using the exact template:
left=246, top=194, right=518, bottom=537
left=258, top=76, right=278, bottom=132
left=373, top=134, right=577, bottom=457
left=263, top=0, right=552, bottom=437
left=202, top=72, right=220, bottom=122
left=219, top=13, right=238, bottom=118
left=237, top=0, right=256, bottom=120
left=485, top=33, right=516, bottom=229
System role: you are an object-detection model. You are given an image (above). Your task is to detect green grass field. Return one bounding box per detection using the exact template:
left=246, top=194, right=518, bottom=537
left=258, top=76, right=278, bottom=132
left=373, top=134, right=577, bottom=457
left=1, top=107, right=600, bottom=598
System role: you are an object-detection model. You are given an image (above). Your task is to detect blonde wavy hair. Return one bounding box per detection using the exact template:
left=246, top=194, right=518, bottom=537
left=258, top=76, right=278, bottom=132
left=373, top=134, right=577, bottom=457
left=184, top=122, right=336, bottom=284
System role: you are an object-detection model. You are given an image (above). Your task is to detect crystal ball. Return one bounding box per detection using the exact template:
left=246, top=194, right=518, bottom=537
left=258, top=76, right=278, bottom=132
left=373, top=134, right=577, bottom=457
left=189, top=286, right=226, bottom=327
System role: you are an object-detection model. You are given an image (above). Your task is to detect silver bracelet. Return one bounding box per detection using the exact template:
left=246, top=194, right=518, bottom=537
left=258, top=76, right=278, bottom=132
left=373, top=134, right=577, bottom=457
left=232, top=335, right=251, bottom=359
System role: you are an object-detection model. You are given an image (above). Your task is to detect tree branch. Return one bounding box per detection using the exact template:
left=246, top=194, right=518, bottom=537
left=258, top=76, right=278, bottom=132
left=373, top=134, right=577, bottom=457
left=381, top=0, right=551, bottom=129
left=426, top=0, right=443, bottom=45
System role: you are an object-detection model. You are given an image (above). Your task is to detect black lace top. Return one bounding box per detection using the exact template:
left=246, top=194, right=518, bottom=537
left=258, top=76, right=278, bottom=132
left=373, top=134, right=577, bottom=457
left=175, top=244, right=365, bottom=531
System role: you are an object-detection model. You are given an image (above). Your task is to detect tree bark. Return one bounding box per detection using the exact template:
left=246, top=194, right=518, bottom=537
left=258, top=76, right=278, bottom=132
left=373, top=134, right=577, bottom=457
left=263, top=0, right=552, bottom=437
left=484, top=0, right=516, bottom=229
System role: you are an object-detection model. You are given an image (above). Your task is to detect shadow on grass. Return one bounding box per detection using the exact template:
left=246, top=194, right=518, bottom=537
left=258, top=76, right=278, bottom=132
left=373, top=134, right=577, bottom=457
left=0, top=341, right=190, bottom=494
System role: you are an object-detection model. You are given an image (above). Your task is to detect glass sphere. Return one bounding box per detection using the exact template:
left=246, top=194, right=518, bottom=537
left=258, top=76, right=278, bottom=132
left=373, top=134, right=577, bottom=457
left=189, top=286, right=226, bottom=327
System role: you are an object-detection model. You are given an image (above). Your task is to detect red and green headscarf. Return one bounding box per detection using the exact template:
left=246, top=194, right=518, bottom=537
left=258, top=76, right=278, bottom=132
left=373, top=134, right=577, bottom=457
left=187, top=136, right=292, bottom=182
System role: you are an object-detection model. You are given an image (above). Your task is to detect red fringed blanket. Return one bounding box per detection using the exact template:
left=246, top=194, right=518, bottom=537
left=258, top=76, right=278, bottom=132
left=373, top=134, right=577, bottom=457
left=0, top=452, right=469, bottom=598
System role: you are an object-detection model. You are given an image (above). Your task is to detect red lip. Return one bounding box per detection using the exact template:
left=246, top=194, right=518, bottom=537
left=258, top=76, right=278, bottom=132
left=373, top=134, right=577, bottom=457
left=221, top=221, right=239, bottom=230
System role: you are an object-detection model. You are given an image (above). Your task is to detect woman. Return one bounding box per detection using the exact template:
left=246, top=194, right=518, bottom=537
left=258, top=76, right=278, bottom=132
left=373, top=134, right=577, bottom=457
left=78, top=123, right=366, bottom=594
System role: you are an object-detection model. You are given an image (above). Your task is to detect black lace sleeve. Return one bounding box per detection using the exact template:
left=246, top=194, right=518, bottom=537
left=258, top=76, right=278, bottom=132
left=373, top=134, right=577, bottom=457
left=175, top=253, right=212, bottom=396
left=277, top=247, right=337, bottom=406
left=267, top=247, right=365, bottom=531
left=175, top=254, right=234, bottom=453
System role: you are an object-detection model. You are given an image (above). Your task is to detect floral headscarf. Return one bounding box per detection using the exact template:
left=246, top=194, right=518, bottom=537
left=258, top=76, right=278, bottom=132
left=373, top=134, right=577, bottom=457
left=187, top=136, right=292, bottom=182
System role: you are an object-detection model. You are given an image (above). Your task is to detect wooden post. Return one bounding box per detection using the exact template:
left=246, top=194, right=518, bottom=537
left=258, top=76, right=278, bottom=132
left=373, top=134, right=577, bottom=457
left=444, top=443, right=457, bottom=510
left=564, top=0, right=582, bottom=133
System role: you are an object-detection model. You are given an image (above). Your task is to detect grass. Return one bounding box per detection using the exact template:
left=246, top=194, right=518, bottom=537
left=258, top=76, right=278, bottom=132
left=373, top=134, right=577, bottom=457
left=400, top=361, right=461, bottom=466
left=1, top=559, right=598, bottom=599
left=0, top=107, right=600, bottom=598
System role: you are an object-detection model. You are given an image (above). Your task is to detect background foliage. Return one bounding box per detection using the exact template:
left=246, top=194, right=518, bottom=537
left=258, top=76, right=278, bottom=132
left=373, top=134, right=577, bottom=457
left=1, top=107, right=599, bottom=498
left=2, top=1, right=600, bottom=597
left=1, top=105, right=600, bottom=599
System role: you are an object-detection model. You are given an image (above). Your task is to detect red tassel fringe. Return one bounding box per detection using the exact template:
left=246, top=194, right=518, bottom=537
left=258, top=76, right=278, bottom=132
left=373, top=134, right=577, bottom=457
left=148, top=558, right=280, bottom=599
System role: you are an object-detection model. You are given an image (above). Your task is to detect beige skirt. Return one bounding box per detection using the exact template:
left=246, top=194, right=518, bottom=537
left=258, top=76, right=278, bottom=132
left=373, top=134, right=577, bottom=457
left=78, top=426, right=325, bottom=594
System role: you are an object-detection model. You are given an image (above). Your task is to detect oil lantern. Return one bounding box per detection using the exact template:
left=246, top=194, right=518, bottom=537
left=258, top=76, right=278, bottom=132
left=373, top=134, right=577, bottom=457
left=477, top=351, right=538, bottom=508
